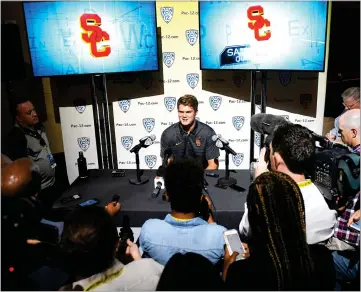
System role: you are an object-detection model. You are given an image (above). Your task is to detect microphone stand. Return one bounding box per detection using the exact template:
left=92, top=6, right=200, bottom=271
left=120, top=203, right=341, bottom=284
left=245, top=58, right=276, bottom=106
left=129, top=145, right=149, bottom=185
left=218, top=149, right=237, bottom=187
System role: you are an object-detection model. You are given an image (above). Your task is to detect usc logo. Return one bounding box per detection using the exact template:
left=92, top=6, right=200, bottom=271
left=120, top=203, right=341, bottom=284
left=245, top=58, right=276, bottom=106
left=80, top=13, right=111, bottom=58
left=247, top=5, right=271, bottom=41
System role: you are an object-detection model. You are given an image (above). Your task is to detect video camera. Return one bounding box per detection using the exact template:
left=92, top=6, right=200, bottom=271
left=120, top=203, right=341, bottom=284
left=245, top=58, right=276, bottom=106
left=251, top=113, right=360, bottom=209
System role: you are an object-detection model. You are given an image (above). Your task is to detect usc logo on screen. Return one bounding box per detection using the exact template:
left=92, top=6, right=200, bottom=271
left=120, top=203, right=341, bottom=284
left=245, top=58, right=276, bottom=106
left=247, top=5, right=271, bottom=41
left=80, top=13, right=111, bottom=58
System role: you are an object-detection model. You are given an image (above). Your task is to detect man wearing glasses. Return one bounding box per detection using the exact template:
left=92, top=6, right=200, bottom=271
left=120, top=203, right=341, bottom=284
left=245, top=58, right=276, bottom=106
left=4, top=97, right=57, bottom=207
left=326, top=87, right=360, bottom=142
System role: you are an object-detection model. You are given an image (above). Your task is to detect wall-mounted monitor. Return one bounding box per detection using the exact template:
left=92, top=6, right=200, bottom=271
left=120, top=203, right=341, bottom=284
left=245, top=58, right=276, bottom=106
left=199, top=1, right=328, bottom=71
left=23, top=1, right=159, bottom=77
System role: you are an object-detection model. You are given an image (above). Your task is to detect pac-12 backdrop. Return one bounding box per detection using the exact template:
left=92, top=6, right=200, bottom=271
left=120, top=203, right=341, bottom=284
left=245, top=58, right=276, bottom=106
left=199, top=1, right=328, bottom=71
left=23, top=1, right=158, bottom=77
left=57, top=1, right=329, bottom=184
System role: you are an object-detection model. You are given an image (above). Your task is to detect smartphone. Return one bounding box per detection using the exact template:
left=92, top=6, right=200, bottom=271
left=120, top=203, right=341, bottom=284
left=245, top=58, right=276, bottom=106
left=112, top=170, right=125, bottom=177
left=77, top=198, right=100, bottom=208
left=229, top=184, right=246, bottom=192
left=349, top=220, right=360, bottom=232
left=223, top=229, right=246, bottom=261
left=112, top=194, right=120, bottom=206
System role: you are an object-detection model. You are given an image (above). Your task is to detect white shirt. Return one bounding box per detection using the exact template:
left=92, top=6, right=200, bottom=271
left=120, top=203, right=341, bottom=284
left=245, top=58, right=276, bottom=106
left=239, top=180, right=337, bottom=245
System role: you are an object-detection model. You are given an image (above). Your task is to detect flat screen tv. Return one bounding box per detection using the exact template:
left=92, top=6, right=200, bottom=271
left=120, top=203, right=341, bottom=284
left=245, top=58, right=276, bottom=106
left=23, top=1, right=159, bottom=77
left=199, top=1, right=328, bottom=71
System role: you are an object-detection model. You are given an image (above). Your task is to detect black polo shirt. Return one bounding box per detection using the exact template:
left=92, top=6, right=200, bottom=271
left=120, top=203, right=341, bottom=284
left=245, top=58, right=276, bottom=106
left=160, top=121, right=220, bottom=168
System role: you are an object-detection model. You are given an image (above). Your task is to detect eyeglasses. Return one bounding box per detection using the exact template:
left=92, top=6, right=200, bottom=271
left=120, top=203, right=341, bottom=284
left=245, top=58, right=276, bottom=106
left=342, top=100, right=360, bottom=109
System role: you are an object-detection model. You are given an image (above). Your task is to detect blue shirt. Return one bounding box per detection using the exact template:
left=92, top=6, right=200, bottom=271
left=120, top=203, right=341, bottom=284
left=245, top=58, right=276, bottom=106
left=139, top=214, right=227, bottom=265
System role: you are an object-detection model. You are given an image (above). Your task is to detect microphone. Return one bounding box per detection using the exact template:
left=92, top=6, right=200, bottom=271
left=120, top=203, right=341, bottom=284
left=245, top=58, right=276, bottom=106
left=250, top=113, right=289, bottom=135
left=162, top=147, right=173, bottom=167
left=117, top=215, right=134, bottom=255
left=152, top=166, right=165, bottom=198
left=130, top=135, right=156, bottom=153
left=212, top=134, right=237, bottom=156
left=250, top=113, right=290, bottom=146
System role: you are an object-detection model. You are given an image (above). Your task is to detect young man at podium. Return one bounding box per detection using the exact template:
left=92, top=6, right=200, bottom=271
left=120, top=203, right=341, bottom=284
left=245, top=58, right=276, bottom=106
left=160, top=95, right=219, bottom=170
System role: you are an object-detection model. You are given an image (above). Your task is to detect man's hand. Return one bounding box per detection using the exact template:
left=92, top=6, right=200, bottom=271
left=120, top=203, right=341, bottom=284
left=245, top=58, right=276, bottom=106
left=206, top=159, right=218, bottom=170
left=105, top=202, right=121, bottom=217
left=348, top=210, right=360, bottom=227
left=125, top=239, right=142, bottom=261
left=326, top=133, right=336, bottom=141
left=202, top=194, right=215, bottom=223
left=254, top=147, right=269, bottom=178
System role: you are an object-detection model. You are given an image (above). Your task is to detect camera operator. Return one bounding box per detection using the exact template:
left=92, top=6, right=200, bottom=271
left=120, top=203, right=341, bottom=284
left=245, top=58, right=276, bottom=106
left=326, top=109, right=360, bottom=290
left=240, top=123, right=337, bottom=245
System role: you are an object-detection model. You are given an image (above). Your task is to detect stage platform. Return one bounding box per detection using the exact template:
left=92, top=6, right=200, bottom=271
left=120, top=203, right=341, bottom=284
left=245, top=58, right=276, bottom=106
left=54, top=169, right=250, bottom=229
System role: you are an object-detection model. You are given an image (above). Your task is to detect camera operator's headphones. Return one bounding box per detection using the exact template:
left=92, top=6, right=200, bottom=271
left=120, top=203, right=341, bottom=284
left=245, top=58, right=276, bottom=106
left=337, top=153, right=360, bottom=197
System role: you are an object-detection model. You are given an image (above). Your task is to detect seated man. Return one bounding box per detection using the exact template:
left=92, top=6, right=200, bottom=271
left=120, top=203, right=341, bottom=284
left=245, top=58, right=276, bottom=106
left=241, top=123, right=337, bottom=245
left=326, top=87, right=360, bottom=141
left=140, top=159, right=227, bottom=265
left=160, top=95, right=219, bottom=170
left=327, top=109, right=360, bottom=290
left=59, top=207, right=163, bottom=291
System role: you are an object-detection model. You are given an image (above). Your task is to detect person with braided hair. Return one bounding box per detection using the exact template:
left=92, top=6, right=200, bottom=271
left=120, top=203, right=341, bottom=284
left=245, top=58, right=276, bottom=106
left=223, top=171, right=315, bottom=290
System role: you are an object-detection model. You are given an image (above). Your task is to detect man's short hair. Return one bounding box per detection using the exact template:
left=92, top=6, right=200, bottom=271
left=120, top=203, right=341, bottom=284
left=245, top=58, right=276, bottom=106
left=342, top=87, right=360, bottom=101
left=271, top=123, right=315, bottom=175
left=165, top=159, right=203, bottom=213
left=60, top=207, right=119, bottom=278
left=10, top=96, right=31, bottom=118
left=177, top=95, right=198, bottom=112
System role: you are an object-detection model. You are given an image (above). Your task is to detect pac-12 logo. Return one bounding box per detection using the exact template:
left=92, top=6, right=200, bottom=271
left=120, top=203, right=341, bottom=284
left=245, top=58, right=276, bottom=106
left=160, top=7, right=174, bottom=24
left=75, top=105, right=86, bottom=114
left=300, top=94, right=312, bottom=109
left=77, top=137, right=90, bottom=152
left=119, top=100, right=131, bottom=113
left=80, top=13, right=111, bottom=57
left=186, top=29, right=198, bottom=46
left=121, top=136, right=133, bottom=151
left=145, top=155, right=157, bottom=169
left=186, top=73, right=199, bottom=89
left=209, top=96, right=222, bottom=111
left=143, top=118, right=155, bottom=133
left=163, top=52, right=175, bottom=68
left=164, top=97, right=176, bottom=112
left=232, top=153, right=244, bottom=167
left=232, top=116, right=245, bottom=131
left=247, top=6, right=271, bottom=41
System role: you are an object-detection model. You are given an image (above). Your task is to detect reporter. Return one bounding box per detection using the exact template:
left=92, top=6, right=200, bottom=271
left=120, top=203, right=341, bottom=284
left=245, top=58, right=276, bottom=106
left=59, top=207, right=163, bottom=291
left=327, top=109, right=360, bottom=290
left=326, top=87, right=360, bottom=142
left=225, top=172, right=315, bottom=290
left=241, top=123, right=337, bottom=245
left=140, top=159, right=226, bottom=265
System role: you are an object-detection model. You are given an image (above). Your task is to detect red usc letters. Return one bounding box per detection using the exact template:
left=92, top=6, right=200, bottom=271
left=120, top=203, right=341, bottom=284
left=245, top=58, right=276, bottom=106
left=80, top=13, right=111, bottom=58
left=247, top=5, right=271, bottom=41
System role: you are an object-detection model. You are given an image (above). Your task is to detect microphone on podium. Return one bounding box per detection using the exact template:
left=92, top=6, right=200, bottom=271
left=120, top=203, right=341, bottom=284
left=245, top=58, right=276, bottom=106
left=130, top=135, right=156, bottom=153
left=212, top=134, right=237, bottom=156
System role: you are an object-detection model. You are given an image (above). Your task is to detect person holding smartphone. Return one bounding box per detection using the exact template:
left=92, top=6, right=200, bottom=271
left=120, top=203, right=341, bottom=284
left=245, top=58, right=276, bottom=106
left=223, top=172, right=315, bottom=291
left=140, top=159, right=226, bottom=266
